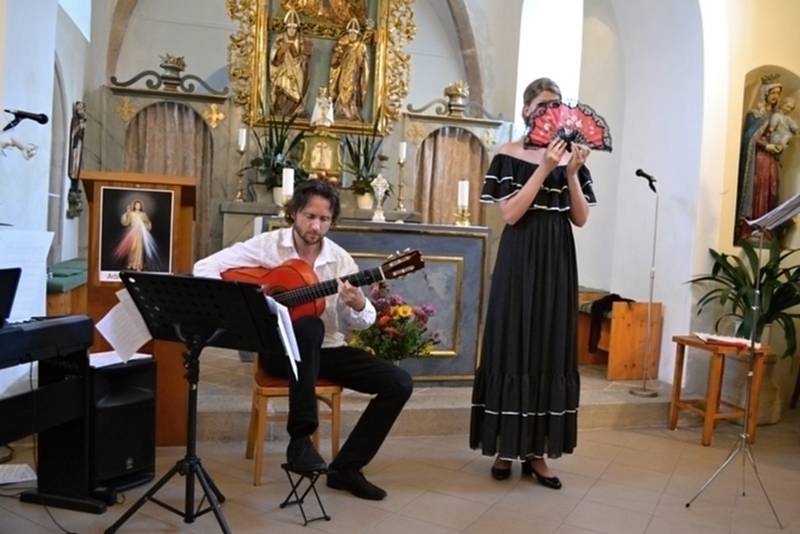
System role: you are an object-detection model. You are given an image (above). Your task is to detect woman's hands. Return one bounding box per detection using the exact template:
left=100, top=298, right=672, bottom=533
left=542, top=138, right=568, bottom=171
left=566, top=144, right=590, bottom=177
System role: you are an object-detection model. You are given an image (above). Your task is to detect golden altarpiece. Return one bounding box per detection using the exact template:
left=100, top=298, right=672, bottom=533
left=222, top=1, right=512, bottom=382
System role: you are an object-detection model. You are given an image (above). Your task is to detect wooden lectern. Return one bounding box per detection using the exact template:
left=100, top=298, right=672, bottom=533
left=81, top=171, right=196, bottom=445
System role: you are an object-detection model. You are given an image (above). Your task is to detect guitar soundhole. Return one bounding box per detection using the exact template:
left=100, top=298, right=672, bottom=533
left=266, top=286, right=287, bottom=296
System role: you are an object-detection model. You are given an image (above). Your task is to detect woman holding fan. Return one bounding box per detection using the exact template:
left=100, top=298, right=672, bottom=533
left=469, top=77, right=596, bottom=489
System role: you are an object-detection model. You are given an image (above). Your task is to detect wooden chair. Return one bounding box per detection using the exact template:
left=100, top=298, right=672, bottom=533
left=245, top=363, right=342, bottom=486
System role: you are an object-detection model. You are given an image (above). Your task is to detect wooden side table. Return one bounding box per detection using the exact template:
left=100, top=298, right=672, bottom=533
left=669, top=335, right=768, bottom=446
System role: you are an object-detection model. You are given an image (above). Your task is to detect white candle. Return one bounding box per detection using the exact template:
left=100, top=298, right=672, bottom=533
left=398, top=141, right=407, bottom=162
left=457, top=180, right=469, bottom=207
left=237, top=126, right=248, bottom=153
left=282, top=167, right=295, bottom=198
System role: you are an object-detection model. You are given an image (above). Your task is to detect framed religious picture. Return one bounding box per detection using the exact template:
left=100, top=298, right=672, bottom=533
left=227, top=0, right=415, bottom=134
left=734, top=67, right=800, bottom=245
left=98, top=186, right=174, bottom=282
left=300, top=130, right=342, bottom=183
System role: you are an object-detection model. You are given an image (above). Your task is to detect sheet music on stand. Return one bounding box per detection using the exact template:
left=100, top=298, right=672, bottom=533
left=746, top=192, right=800, bottom=230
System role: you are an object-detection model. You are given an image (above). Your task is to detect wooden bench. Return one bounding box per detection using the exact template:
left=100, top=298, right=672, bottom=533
left=46, top=258, right=87, bottom=316
left=577, top=298, right=663, bottom=380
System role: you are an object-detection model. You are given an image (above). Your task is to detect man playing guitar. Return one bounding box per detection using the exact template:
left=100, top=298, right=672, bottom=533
left=193, top=180, right=412, bottom=501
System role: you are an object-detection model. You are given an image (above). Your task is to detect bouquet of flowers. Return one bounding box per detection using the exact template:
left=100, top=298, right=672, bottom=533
left=351, top=282, right=440, bottom=361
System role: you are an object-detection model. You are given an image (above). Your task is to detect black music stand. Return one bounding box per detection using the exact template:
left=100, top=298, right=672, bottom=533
left=105, top=271, right=284, bottom=534
left=685, top=194, right=800, bottom=530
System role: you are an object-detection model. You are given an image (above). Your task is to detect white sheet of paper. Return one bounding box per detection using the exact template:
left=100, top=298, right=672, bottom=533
left=95, top=289, right=152, bottom=362
left=89, top=351, right=152, bottom=368
left=0, top=463, right=37, bottom=485
left=265, top=296, right=300, bottom=380
left=0, top=229, right=53, bottom=320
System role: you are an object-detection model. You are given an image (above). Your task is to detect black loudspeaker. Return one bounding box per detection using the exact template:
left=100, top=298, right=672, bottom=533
left=90, top=357, right=156, bottom=499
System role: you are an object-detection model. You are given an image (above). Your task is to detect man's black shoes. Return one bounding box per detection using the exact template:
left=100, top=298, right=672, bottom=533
left=326, top=469, right=387, bottom=500
left=286, top=437, right=327, bottom=473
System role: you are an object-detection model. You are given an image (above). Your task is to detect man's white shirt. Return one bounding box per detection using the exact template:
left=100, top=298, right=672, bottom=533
left=193, top=227, right=376, bottom=348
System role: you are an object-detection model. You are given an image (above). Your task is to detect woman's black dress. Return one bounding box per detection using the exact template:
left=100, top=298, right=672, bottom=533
left=470, top=153, right=596, bottom=459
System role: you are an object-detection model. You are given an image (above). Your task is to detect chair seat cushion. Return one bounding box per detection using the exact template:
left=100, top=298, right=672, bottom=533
left=255, top=369, right=340, bottom=389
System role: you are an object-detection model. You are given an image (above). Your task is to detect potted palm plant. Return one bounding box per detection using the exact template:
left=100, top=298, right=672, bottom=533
left=342, top=120, right=384, bottom=210
left=246, top=112, right=306, bottom=203
left=689, top=239, right=800, bottom=358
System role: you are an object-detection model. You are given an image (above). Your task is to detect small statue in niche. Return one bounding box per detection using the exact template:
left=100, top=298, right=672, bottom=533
left=269, top=9, right=313, bottom=116
left=67, top=101, right=87, bottom=219
left=310, top=86, right=335, bottom=129
left=329, top=17, right=370, bottom=121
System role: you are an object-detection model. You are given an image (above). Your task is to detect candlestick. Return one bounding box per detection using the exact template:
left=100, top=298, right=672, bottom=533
left=457, top=179, right=470, bottom=208
left=395, top=158, right=407, bottom=217
left=237, top=126, right=248, bottom=153
left=454, top=206, right=471, bottom=226
left=282, top=167, right=294, bottom=198
left=234, top=148, right=246, bottom=202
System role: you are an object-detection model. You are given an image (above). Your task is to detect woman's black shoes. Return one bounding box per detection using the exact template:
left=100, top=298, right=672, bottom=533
left=490, top=463, right=512, bottom=480
left=522, top=460, right=562, bottom=489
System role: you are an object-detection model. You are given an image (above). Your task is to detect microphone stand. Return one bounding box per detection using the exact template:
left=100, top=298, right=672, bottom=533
left=630, top=175, right=659, bottom=398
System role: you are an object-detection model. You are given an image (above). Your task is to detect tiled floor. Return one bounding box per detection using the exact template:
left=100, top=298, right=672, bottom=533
left=2, top=411, right=799, bottom=533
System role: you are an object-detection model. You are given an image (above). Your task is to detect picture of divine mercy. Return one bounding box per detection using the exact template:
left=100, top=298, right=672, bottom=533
left=99, top=187, right=173, bottom=281
left=114, top=199, right=157, bottom=271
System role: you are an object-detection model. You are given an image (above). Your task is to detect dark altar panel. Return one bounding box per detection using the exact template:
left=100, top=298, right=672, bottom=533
left=326, top=223, right=490, bottom=382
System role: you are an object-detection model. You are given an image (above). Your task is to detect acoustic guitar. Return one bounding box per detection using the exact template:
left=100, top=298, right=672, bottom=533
left=220, top=249, right=424, bottom=321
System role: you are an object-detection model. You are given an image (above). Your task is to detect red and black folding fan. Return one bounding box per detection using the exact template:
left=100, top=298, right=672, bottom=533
left=524, top=100, right=612, bottom=152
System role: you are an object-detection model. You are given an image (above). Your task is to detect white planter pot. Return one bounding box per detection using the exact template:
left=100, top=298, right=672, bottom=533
left=724, top=354, right=781, bottom=425
left=356, top=193, right=374, bottom=210
left=721, top=322, right=781, bottom=425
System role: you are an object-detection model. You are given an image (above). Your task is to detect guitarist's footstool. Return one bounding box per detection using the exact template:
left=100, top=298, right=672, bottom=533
left=279, top=464, right=330, bottom=526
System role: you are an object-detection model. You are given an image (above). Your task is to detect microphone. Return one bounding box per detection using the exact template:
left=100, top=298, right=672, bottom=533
left=3, top=109, right=49, bottom=131
left=5, top=109, right=49, bottom=124
left=635, top=168, right=657, bottom=193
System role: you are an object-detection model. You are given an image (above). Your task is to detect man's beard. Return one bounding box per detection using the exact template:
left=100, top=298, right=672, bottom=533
left=294, top=228, right=322, bottom=246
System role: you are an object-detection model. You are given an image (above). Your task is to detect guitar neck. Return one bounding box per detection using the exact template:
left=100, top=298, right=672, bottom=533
left=274, top=267, right=384, bottom=308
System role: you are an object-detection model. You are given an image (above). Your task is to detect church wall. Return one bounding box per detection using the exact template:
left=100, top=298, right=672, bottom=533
left=0, top=0, right=58, bottom=232
left=0, top=0, right=59, bottom=394
left=55, top=6, right=91, bottom=262
left=405, top=0, right=466, bottom=109
left=0, top=0, right=5, bottom=107
left=114, top=0, right=234, bottom=84
left=703, top=0, right=800, bottom=406
left=463, top=0, right=523, bottom=120
left=574, top=0, right=624, bottom=292
left=578, top=0, right=705, bottom=381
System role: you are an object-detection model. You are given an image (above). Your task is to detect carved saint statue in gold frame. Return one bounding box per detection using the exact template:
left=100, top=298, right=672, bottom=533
left=227, top=0, right=415, bottom=134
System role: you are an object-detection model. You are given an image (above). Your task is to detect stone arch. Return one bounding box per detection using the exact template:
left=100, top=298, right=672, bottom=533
left=106, top=0, right=138, bottom=80
left=446, top=0, right=483, bottom=108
